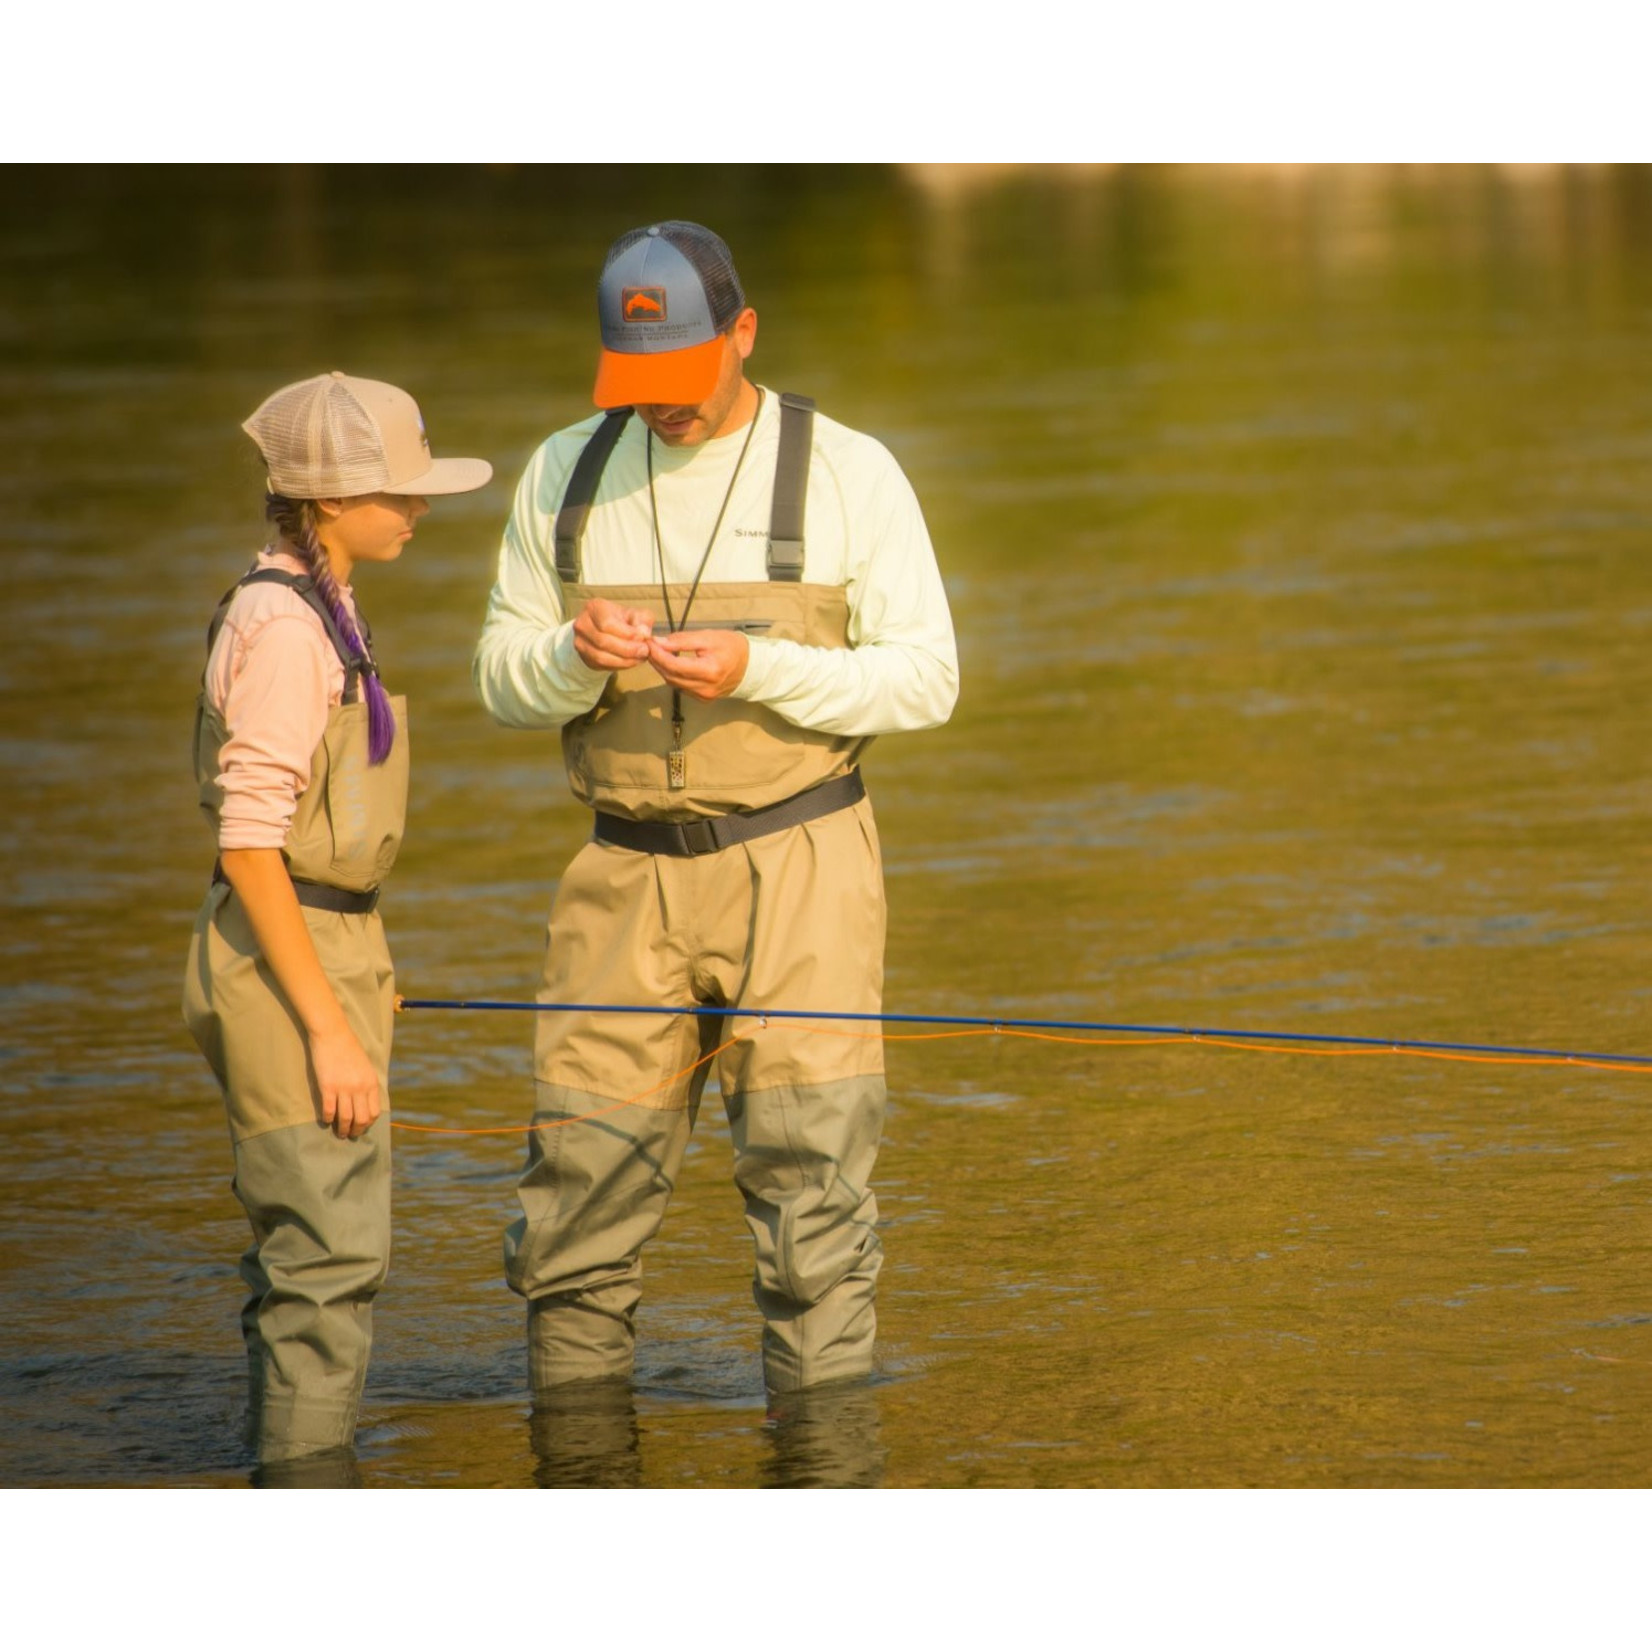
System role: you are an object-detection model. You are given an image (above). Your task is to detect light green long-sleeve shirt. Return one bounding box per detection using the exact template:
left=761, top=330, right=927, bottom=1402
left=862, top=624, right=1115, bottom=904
left=473, top=388, right=959, bottom=739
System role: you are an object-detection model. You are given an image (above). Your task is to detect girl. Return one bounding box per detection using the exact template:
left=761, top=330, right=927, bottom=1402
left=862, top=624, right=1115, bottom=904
left=184, top=372, right=490, bottom=1467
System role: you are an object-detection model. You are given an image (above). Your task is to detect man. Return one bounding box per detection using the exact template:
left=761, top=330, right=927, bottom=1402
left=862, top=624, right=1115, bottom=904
left=474, top=220, right=958, bottom=1395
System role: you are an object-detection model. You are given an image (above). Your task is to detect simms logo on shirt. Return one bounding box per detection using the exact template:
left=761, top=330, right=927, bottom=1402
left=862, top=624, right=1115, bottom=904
left=623, top=288, right=667, bottom=321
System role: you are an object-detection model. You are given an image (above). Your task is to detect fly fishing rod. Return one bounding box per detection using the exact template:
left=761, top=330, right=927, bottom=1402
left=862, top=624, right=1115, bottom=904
left=394, top=998, right=1652, bottom=1072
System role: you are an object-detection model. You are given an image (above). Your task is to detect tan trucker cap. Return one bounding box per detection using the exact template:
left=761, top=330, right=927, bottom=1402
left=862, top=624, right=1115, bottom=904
left=242, top=371, right=493, bottom=498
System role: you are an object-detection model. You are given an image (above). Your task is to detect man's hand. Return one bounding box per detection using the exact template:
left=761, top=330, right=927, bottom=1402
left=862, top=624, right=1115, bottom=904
left=647, top=629, right=751, bottom=701
left=573, top=596, right=657, bottom=672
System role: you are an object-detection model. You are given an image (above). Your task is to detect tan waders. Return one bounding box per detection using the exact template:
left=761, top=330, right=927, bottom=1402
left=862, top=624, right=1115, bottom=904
left=508, top=795, right=887, bottom=1392
left=509, top=549, right=890, bottom=1392
left=184, top=645, right=408, bottom=1464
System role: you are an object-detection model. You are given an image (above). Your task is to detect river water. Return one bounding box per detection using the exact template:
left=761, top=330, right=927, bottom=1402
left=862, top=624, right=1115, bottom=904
left=4, top=164, right=1652, bottom=1488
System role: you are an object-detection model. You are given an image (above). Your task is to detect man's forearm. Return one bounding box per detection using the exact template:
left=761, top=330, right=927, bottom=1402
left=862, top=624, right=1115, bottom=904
left=473, top=614, right=610, bottom=728
left=734, top=634, right=959, bottom=737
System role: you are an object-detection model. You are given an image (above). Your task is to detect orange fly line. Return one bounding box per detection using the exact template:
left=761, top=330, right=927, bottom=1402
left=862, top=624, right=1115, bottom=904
left=386, top=1006, right=1652, bottom=1138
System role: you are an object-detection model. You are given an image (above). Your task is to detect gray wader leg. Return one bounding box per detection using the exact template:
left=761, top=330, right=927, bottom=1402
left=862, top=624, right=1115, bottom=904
left=233, top=1120, right=391, bottom=1462
left=505, top=1080, right=697, bottom=1388
left=725, top=1074, right=886, bottom=1393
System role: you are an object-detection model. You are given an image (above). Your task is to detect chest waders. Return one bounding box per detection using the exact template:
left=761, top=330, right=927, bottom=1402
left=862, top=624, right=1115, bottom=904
left=553, top=393, right=871, bottom=826
left=512, top=396, right=891, bottom=1395
left=182, top=565, right=406, bottom=1464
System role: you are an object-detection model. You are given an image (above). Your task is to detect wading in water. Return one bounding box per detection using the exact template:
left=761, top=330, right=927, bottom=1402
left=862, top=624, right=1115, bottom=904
left=184, top=374, right=489, bottom=1469
left=474, top=222, right=959, bottom=1399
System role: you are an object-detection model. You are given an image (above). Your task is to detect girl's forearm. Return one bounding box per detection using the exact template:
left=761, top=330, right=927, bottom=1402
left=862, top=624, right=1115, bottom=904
left=217, top=847, right=349, bottom=1037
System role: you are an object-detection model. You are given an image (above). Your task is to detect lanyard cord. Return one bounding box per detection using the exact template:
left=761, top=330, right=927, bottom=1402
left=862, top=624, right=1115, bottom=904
left=646, top=387, right=764, bottom=636
left=646, top=390, right=764, bottom=767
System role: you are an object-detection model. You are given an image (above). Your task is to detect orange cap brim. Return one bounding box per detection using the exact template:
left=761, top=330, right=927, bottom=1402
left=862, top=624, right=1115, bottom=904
left=593, top=335, right=725, bottom=409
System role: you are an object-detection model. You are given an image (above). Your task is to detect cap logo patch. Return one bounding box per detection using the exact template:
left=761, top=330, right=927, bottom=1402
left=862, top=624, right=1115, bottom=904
left=623, top=287, right=667, bottom=321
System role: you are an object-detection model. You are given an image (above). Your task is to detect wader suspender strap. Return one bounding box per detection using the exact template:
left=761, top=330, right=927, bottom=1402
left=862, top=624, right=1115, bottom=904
left=554, top=408, right=633, bottom=583
left=551, top=393, right=817, bottom=583
left=204, top=567, right=384, bottom=913
left=766, top=392, right=815, bottom=582
left=205, top=568, right=373, bottom=703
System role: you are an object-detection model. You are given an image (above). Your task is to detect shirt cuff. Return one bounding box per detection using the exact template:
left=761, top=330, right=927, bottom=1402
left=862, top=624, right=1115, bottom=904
left=731, top=635, right=781, bottom=703
left=553, top=622, right=610, bottom=691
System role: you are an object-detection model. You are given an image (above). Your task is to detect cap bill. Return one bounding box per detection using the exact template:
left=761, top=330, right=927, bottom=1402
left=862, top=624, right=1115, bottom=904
left=593, top=336, right=724, bottom=410
left=387, top=456, right=494, bottom=496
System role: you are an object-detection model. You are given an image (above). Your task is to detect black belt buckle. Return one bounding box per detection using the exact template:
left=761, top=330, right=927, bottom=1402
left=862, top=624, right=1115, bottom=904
left=677, top=818, right=721, bottom=857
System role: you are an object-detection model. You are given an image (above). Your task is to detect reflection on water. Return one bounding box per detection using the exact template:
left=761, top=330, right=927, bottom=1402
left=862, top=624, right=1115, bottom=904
left=530, top=1380, right=641, bottom=1490
left=763, top=1381, right=888, bottom=1489
left=5, top=164, right=1652, bottom=1486
left=252, top=1448, right=363, bottom=1491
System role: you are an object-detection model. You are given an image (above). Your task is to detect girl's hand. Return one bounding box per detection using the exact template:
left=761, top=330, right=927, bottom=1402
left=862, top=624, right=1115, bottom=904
left=219, top=848, right=385, bottom=1142
left=309, top=1021, right=382, bottom=1139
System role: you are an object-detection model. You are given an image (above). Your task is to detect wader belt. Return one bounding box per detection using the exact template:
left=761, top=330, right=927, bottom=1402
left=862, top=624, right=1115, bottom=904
left=208, top=567, right=377, bottom=703
left=213, top=861, right=381, bottom=915
left=553, top=393, right=817, bottom=584
left=592, top=768, right=864, bottom=857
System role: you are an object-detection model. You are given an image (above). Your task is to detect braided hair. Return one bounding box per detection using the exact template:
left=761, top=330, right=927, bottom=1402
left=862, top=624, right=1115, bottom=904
left=265, top=494, right=397, bottom=766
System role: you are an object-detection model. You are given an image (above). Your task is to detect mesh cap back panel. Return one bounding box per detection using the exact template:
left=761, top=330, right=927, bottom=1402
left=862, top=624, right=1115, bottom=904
left=303, top=381, right=386, bottom=493
left=603, top=221, right=746, bottom=332
left=252, top=379, right=388, bottom=495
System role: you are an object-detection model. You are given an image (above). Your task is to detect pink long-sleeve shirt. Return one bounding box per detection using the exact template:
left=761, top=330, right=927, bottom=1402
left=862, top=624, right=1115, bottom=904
left=205, top=548, right=364, bottom=851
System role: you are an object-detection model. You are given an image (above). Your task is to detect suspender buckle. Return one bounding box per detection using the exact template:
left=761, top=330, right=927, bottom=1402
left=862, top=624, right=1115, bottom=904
left=767, top=535, right=805, bottom=582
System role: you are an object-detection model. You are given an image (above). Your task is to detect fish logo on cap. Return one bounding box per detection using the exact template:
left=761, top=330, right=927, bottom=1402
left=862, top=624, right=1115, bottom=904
left=623, top=287, right=668, bottom=322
